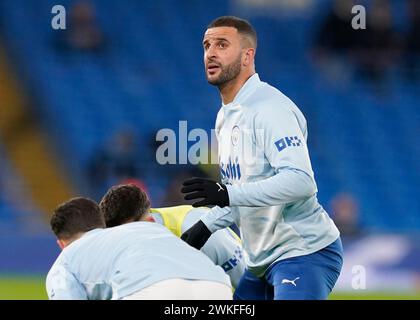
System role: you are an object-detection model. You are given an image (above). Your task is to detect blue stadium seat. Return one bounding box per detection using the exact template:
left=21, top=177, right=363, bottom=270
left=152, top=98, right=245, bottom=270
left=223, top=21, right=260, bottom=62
left=0, top=0, right=418, bottom=232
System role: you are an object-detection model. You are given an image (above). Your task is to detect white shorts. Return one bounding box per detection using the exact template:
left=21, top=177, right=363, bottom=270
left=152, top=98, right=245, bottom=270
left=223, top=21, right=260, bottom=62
left=123, top=278, right=232, bottom=300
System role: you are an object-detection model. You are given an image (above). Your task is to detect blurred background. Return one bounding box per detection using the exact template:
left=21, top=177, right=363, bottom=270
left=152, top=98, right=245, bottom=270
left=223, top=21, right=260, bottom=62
left=0, top=0, right=419, bottom=299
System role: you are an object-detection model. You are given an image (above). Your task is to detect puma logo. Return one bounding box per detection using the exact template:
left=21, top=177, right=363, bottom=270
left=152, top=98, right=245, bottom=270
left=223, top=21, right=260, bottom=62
left=281, top=277, right=300, bottom=287
left=216, top=183, right=224, bottom=192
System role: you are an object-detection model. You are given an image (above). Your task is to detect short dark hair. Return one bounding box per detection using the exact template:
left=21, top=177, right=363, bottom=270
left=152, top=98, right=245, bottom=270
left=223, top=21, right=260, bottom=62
left=51, top=197, right=105, bottom=240
left=207, top=16, right=257, bottom=49
left=99, top=184, right=151, bottom=227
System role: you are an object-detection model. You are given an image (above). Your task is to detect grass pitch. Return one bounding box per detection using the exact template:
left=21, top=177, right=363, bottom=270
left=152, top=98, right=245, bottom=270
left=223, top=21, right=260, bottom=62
left=0, top=276, right=47, bottom=300
left=0, top=276, right=418, bottom=300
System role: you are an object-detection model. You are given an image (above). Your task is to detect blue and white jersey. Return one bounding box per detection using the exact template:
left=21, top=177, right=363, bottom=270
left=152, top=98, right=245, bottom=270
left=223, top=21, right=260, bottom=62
left=201, top=73, right=340, bottom=277
left=46, top=222, right=231, bottom=300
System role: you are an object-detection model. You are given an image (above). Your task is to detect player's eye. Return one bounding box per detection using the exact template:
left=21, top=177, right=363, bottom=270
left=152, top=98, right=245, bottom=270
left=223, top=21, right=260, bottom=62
left=218, top=42, right=227, bottom=49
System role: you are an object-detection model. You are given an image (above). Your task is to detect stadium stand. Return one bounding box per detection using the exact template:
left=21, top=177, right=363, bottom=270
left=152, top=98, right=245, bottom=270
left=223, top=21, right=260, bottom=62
left=0, top=143, right=47, bottom=234
left=0, top=0, right=418, bottom=236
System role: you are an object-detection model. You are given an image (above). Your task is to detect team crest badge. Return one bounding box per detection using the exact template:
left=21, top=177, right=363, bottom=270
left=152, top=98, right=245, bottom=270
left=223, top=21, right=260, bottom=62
left=231, top=126, right=240, bottom=146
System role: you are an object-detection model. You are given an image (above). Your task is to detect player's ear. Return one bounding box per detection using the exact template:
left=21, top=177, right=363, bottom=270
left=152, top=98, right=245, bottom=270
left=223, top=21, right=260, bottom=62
left=243, top=48, right=255, bottom=66
left=57, top=239, right=66, bottom=250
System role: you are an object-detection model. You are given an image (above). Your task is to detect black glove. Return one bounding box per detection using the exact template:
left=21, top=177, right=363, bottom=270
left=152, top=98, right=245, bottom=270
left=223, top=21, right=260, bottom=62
left=180, top=220, right=212, bottom=250
left=181, top=177, right=230, bottom=208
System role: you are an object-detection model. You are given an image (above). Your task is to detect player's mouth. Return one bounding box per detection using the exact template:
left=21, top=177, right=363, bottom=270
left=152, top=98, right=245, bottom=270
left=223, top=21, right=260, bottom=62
left=207, top=63, right=221, bottom=75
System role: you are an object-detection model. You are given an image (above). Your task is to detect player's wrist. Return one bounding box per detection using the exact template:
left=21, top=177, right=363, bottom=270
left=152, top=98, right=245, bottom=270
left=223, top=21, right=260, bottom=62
left=224, top=184, right=238, bottom=206
left=181, top=220, right=212, bottom=250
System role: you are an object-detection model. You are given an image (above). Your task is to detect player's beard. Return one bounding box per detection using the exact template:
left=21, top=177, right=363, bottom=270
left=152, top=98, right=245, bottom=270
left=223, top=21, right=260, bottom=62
left=206, top=53, right=242, bottom=87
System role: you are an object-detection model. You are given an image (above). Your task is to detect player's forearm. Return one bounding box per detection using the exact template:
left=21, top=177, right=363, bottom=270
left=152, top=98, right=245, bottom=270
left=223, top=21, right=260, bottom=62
left=226, top=168, right=317, bottom=207
left=200, top=206, right=235, bottom=233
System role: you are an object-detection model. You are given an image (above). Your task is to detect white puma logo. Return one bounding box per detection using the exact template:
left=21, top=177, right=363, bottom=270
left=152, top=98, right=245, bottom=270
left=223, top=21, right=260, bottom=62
left=216, top=183, right=224, bottom=192
left=281, top=277, right=300, bottom=287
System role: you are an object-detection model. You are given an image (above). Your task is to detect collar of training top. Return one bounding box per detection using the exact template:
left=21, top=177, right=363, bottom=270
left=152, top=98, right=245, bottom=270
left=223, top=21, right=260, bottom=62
left=222, top=73, right=261, bottom=108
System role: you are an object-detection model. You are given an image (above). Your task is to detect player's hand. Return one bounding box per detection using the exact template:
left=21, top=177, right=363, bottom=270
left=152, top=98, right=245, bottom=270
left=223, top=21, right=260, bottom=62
left=180, top=220, right=212, bottom=250
left=181, top=177, right=230, bottom=208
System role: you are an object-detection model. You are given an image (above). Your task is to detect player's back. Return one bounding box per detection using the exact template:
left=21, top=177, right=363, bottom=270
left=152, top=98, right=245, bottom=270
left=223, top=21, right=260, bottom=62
left=150, top=205, right=245, bottom=288
left=47, top=222, right=231, bottom=299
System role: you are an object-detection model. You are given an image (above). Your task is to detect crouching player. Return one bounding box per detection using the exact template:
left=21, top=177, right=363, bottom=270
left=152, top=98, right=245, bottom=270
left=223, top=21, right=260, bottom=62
left=99, top=183, right=245, bottom=289
left=46, top=197, right=232, bottom=299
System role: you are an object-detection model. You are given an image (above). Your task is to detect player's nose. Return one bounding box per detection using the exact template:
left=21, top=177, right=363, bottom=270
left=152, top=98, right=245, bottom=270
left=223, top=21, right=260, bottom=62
left=205, top=46, right=217, bottom=59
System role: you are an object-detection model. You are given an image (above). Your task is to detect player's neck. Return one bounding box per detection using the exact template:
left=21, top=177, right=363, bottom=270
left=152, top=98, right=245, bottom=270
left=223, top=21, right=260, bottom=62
left=140, top=213, right=155, bottom=223
left=219, top=71, right=255, bottom=105
left=58, top=232, right=85, bottom=249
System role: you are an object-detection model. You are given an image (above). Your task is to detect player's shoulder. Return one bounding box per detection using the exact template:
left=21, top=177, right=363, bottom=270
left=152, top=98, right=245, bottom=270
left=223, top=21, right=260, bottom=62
left=245, top=81, right=306, bottom=124
left=245, top=81, right=300, bottom=113
left=47, top=252, right=71, bottom=282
